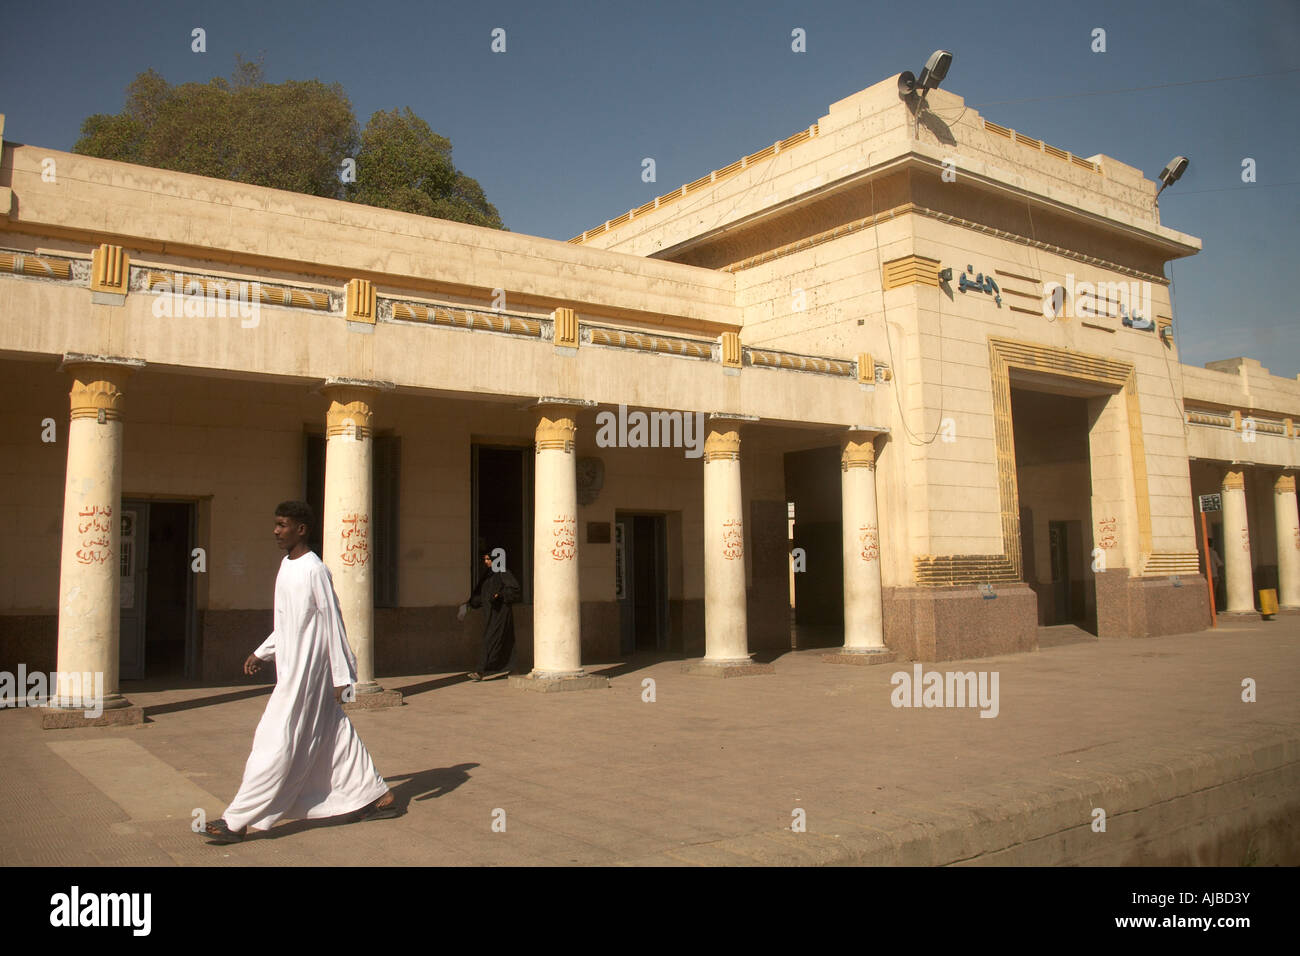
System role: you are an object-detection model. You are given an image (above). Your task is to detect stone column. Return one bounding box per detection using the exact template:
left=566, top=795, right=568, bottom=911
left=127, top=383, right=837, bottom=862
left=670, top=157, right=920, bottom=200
left=1275, top=474, right=1300, bottom=608
left=684, top=415, right=770, bottom=677
left=829, top=431, right=894, bottom=664
left=704, top=417, right=748, bottom=663
left=322, top=382, right=398, bottom=706
left=51, top=358, right=143, bottom=726
left=514, top=402, right=606, bottom=691
left=1222, top=469, right=1254, bottom=613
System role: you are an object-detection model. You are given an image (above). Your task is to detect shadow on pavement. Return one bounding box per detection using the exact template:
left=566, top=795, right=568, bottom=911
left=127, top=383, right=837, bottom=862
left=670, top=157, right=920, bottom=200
left=142, top=685, right=273, bottom=718
left=386, top=763, right=478, bottom=803
left=589, top=653, right=685, bottom=680
left=231, top=763, right=480, bottom=843
left=390, top=674, right=473, bottom=697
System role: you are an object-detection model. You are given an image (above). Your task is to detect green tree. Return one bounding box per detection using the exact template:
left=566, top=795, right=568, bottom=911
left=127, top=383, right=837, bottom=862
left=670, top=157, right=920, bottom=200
left=347, top=108, right=503, bottom=229
left=74, top=60, right=504, bottom=229
left=75, top=60, right=357, bottom=200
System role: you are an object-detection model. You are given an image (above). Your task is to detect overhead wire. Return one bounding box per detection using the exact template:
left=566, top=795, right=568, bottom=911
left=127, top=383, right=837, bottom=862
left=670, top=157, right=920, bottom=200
left=971, top=67, right=1300, bottom=107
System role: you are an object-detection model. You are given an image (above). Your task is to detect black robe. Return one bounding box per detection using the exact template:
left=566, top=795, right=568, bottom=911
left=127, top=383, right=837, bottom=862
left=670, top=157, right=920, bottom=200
left=467, top=568, right=521, bottom=674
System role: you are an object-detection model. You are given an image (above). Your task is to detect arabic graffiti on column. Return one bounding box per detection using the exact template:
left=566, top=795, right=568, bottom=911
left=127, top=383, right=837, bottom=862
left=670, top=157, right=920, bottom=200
left=340, top=512, right=370, bottom=566
left=722, top=518, right=744, bottom=560
left=859, top=525, right=879, bottom=562
left=551, top=515, right=576, bottom=561
left=75, top=504, right=113, bottom=565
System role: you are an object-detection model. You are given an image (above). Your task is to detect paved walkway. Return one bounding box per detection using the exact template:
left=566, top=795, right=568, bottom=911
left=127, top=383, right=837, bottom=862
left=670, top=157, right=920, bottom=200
left=2, top=616, right=1297, bottom=866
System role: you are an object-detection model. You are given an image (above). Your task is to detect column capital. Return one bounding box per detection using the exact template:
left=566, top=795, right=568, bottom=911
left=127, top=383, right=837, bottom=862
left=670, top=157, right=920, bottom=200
left=1276, top=473, right=1296, bottom=494
left=841, top=434, right=877, bottom=471
left=59, top=357, right=145, bottom=422
left=321, top=380, right=391, bottom=439
left=704, top=416, right=752, bottom=462
left=534, top=402, right=580, bottom=454
left=1223, top=469, right=1246, bottom=491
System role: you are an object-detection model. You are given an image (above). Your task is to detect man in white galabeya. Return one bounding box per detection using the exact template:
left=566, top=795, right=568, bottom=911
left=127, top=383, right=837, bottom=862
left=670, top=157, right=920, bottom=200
left=203, top=500, right=399, bottom=843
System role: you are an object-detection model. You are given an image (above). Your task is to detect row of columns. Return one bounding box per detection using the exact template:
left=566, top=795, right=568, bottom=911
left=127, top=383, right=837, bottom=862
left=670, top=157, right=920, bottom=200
left=52, top=361, right=393, bottom=714
left=52, top=360, right=890, bottom=715
left=1219, top=469, right=1300, bottom=612
left=528, top=402, right=890, bottom=684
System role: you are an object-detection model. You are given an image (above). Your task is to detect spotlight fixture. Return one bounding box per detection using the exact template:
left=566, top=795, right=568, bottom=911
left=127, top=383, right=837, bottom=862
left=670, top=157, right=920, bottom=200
left=898, top=50, right=954, bottom=102
left=1155, top=155, right=1189, bottom=200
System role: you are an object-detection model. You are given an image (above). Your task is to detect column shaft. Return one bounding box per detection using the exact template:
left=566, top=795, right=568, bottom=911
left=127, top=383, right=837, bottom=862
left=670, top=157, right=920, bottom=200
left=841, top=436, right=885, bottom=651
left=55, top=364, right=133, bottom=710
left=1275, top=474, right=1300, bottom=608
left=703, top=420, right=749, bottom=663
left=532, top=407, right=582, bottom=677
left=323, top=387, right=378, bottom=691
left=1222, top=470, right=1253, bottom=613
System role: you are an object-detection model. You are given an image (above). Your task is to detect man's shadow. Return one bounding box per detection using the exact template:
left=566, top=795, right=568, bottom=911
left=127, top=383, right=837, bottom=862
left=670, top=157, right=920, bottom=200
left=252, top=763, right=478, bottom=841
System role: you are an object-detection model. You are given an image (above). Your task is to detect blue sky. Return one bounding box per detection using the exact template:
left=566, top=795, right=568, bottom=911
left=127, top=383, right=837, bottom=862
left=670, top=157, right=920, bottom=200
left=2, top=0, right=1297, bottom=376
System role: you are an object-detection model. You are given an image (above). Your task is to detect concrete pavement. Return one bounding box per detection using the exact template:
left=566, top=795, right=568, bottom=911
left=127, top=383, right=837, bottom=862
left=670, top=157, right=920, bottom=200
left=1, top=616, right=1297, bottom=866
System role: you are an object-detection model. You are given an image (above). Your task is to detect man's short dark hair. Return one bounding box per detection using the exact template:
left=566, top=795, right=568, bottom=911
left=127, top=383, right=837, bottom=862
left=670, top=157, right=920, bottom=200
left=275, top=500, right=314, bottom=534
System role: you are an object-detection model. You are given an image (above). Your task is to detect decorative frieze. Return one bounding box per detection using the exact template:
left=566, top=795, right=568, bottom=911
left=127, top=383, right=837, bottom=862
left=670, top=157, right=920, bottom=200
left=0, top=250, right=74, bottom=281
left=140, top=270, right=332, bottom=311
left=389, top=300, right=541, bottom=336
left=747, top=349, right=854, bottom=377
left=586, top=326, right=712, bottom=359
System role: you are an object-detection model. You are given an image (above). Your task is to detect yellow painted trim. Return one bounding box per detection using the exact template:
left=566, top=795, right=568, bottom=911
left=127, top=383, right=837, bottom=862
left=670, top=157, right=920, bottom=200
left=345, top=278, right=376, bottom=323
left=720, top=331, right=742, bottom=369
left=882, top=254, right=941, bottom=290
left=552, top=307, right=579, bottom=349
left=90, top=243, right=128, bottom=294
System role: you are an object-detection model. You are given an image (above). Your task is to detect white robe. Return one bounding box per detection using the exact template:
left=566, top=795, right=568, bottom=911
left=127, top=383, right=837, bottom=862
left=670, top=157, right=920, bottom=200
left=222, top=550, right=388, bottom=832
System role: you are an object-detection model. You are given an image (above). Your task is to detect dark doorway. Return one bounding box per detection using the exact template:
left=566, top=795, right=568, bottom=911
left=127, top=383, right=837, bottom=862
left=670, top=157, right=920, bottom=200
left=472, top=445, right=532, bottom=602
left=120, top=499, right=197, bottom=680
left=146, top=503, right=191, bottom=675
left=783, top=447, right=843, bottom=630
left=1011, top=387, right=1097, bottom=632
left=1048, top=520, right=1088, bottom=624
left=616, top=513, right=668, bottom=653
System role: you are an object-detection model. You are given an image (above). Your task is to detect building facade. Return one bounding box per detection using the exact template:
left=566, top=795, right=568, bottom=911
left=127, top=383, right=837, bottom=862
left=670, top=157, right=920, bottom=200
left=2, top=76, right=1297, bottom=716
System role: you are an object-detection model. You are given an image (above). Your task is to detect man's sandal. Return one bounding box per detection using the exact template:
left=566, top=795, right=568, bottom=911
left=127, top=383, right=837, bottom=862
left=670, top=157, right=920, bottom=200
left=203, top=819, right=244, bottom=844
left=356, top=796, right=402, bottom=822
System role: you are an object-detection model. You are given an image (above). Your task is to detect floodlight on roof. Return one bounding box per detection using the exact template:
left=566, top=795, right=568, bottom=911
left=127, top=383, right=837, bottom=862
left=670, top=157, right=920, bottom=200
left=898, top=51, right=953, bottom=101
left=1156, top=155, right=1189, bottom=200
left=917, top=51, right=952, bottom=91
